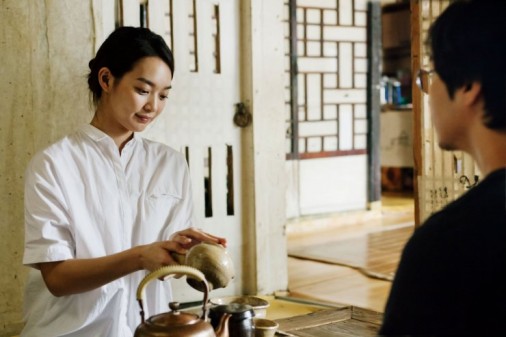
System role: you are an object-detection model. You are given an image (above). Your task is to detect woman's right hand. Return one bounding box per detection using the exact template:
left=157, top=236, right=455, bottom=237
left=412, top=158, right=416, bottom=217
left=38, top=240, right=190, bottom=297
left=137, top=240, right=188, bottom=272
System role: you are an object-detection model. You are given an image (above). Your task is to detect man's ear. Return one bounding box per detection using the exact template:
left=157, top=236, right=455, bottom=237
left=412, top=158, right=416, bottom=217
left=462, top=81, right=482, bottom=107
left=98, top=67, right=113, bottom=92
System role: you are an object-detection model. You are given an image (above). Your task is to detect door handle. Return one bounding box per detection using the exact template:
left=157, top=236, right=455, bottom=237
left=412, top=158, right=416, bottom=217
left=233, top=102, right=252, bottom=128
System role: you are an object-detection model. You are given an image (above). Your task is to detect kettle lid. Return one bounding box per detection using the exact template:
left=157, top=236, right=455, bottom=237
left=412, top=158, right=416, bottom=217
left=148, top=302, right=201, bottom=328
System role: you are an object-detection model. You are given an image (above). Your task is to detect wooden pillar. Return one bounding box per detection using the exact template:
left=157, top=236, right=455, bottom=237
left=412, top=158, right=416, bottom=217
left=367, top=1, right=382, bottom=208
left=240, top=0, right=288, bottom=295
left=411, top=0, right=422, bottom=227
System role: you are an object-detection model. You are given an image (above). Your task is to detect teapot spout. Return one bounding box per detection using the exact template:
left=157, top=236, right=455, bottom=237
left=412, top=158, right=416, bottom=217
left=215, top=313, right=231, bottom=337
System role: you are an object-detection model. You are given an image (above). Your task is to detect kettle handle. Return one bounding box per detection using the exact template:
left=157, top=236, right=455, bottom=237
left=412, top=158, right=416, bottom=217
left=136, top=265, right=210, bottom=323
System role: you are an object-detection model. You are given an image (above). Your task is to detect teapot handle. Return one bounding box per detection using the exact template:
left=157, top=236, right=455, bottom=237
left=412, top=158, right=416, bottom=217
left=136, top=265, right=210, bottom=323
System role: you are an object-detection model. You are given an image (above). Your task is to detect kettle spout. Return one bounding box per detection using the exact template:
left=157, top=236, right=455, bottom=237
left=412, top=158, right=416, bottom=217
left=215, top=313, right=231, bottom=337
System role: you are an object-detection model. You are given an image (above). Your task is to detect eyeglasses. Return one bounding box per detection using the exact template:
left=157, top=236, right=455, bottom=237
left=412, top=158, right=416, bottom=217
left=416, top=69, right=435, bottom=94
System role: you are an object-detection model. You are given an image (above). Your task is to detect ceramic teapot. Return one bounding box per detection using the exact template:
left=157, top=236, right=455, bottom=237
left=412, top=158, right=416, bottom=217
left=134, top=265, right=230, bottom=337
left=172, top=242, right=235, bottom=292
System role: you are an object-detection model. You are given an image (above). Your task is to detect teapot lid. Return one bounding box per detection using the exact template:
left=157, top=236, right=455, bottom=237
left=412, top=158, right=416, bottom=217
left=148, top=302, right=201, bottom=328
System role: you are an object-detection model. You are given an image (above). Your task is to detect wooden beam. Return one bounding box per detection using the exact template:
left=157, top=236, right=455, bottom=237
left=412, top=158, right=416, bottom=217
left=410, top=0, right=422, bottom=227
left=366, top=1, right=382, bottom=205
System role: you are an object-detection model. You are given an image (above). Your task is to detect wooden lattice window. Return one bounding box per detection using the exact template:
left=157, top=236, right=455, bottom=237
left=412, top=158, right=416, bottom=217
left=284, top=0, right=369, bottom=160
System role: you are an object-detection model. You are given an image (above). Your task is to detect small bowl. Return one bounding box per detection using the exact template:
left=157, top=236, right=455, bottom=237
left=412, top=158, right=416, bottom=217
left=210, top=296, right=270, bottom=318
left=253, top=318, right=279, bottom=337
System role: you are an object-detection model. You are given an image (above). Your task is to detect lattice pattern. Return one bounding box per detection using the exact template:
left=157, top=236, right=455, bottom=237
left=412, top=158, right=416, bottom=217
left=284, top=0, right=369, bottom=160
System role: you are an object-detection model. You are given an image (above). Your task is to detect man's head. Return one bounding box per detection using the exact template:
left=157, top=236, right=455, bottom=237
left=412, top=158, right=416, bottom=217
left=427, top=0, right=506, bottom=132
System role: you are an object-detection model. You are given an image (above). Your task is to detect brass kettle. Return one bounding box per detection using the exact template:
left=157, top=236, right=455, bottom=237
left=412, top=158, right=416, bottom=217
left=134, top=265, right=230, bottom=337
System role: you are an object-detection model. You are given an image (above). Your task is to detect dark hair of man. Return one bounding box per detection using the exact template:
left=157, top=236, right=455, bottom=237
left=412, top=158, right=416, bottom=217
left=427, top=0, right=506, bottom=130
left=87, top=26, right=174, bottom=106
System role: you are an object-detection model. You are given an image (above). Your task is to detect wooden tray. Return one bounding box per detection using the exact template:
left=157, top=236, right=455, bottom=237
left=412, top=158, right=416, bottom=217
left=275, top=306, right=383, bottom=337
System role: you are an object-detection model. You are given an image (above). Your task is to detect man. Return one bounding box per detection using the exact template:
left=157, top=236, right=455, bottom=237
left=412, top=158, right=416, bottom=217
left=380, top=0, right=506, bottom=335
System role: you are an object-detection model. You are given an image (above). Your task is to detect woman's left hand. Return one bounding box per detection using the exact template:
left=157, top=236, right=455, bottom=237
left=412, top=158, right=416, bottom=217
left=170, top=227, right=227, bottom=249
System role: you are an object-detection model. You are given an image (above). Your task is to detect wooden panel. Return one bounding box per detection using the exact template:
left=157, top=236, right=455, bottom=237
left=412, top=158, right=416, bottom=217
left=288, top=225, right=413, bottom=281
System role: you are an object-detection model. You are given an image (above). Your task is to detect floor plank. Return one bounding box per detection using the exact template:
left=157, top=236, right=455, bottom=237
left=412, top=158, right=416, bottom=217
left=286, top=194, right=414, bottom=313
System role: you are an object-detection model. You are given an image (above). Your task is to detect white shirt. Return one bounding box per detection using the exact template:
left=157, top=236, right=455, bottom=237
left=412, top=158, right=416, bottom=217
left=22, top=124, right=194, bottom=337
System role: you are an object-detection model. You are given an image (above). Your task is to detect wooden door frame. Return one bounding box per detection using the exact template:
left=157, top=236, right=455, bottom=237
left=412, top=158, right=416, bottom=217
left=411, top=0, right=422, bottom=227
left=367, top=1, right=382, bottom=208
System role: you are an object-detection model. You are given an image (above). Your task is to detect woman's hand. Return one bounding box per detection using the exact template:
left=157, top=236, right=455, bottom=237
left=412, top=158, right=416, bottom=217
left=170, top=227, right=227, bottom=249
left=38, top=240, right=186, bottom=297
left=38, top=229, right=227, bottom=296
left=137, top=240, right=187, bottom=272
left=138, top=227, right=227, bottom=272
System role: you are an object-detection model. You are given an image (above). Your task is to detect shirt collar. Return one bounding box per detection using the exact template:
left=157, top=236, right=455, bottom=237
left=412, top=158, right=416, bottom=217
left=80, top=124, right=139, bottom=147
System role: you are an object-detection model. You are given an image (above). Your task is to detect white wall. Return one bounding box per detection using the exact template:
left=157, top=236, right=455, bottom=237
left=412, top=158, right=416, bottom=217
left=294, top=156, right=368, bottom=216
left=0, top=1, right=97, bottom=335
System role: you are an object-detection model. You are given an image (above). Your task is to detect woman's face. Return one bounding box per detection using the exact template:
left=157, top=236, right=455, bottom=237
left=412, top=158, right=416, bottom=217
left=100, top=56, right=172, bottom=134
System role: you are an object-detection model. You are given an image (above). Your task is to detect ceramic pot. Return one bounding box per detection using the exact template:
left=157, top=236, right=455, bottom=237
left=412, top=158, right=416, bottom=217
left=172, top=242, right=235, bottom=291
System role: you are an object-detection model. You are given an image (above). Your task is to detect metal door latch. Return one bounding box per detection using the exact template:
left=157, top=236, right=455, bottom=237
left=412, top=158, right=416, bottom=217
left=233, top=102, right=252, bottom=127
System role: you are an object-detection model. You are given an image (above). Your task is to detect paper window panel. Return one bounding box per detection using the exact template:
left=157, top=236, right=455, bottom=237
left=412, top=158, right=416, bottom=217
left=338, top=43, right=353, bottom=88
left=354, top=11, right=367, bottom=27
left=354, top=134, right=367, bottom=149
left=307, top=137, right=323, bottom=152
left=299, top=120, right=337, bottom=137
left=339, top=0, right=353, bottom=26
left=306, top=9, right=321, bottom=24
left=323, top=73, right=338, bottom=89
left=323, top=104, right=338, bottom=120
left=323, top=42, right=338, bottom=57
left=285, top=0, right=368, bottom=159
left=323, top=9, right=337, bottom=25
left=306, top=74, right=322, bottom=120
left=298, top=0, right=336, bottom=9
left=354, top=73, right=367, bottom=88
left=324, top=136, right=338, bottom=151
left=354, top=42, right=367, bottom=57
left=306, top=41, right=322, bottom=57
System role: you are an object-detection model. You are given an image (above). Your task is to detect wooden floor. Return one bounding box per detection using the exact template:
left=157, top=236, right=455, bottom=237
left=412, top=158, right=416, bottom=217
left=285, top=194, right=415, bottom=313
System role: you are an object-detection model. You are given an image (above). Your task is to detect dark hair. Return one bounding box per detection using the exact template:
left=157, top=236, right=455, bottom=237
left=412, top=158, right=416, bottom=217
left=427, top=0, right=506, bottom=130
left=87, top=27, right=174, bottom=105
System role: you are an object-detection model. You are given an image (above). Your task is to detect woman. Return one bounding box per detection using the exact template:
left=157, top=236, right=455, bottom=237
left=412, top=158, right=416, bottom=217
left=22, top=26, right=226, bottom=336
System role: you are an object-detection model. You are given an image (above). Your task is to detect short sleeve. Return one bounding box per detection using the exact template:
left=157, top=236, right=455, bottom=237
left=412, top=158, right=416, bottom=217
left=23, top=153, right=75, bottom=268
